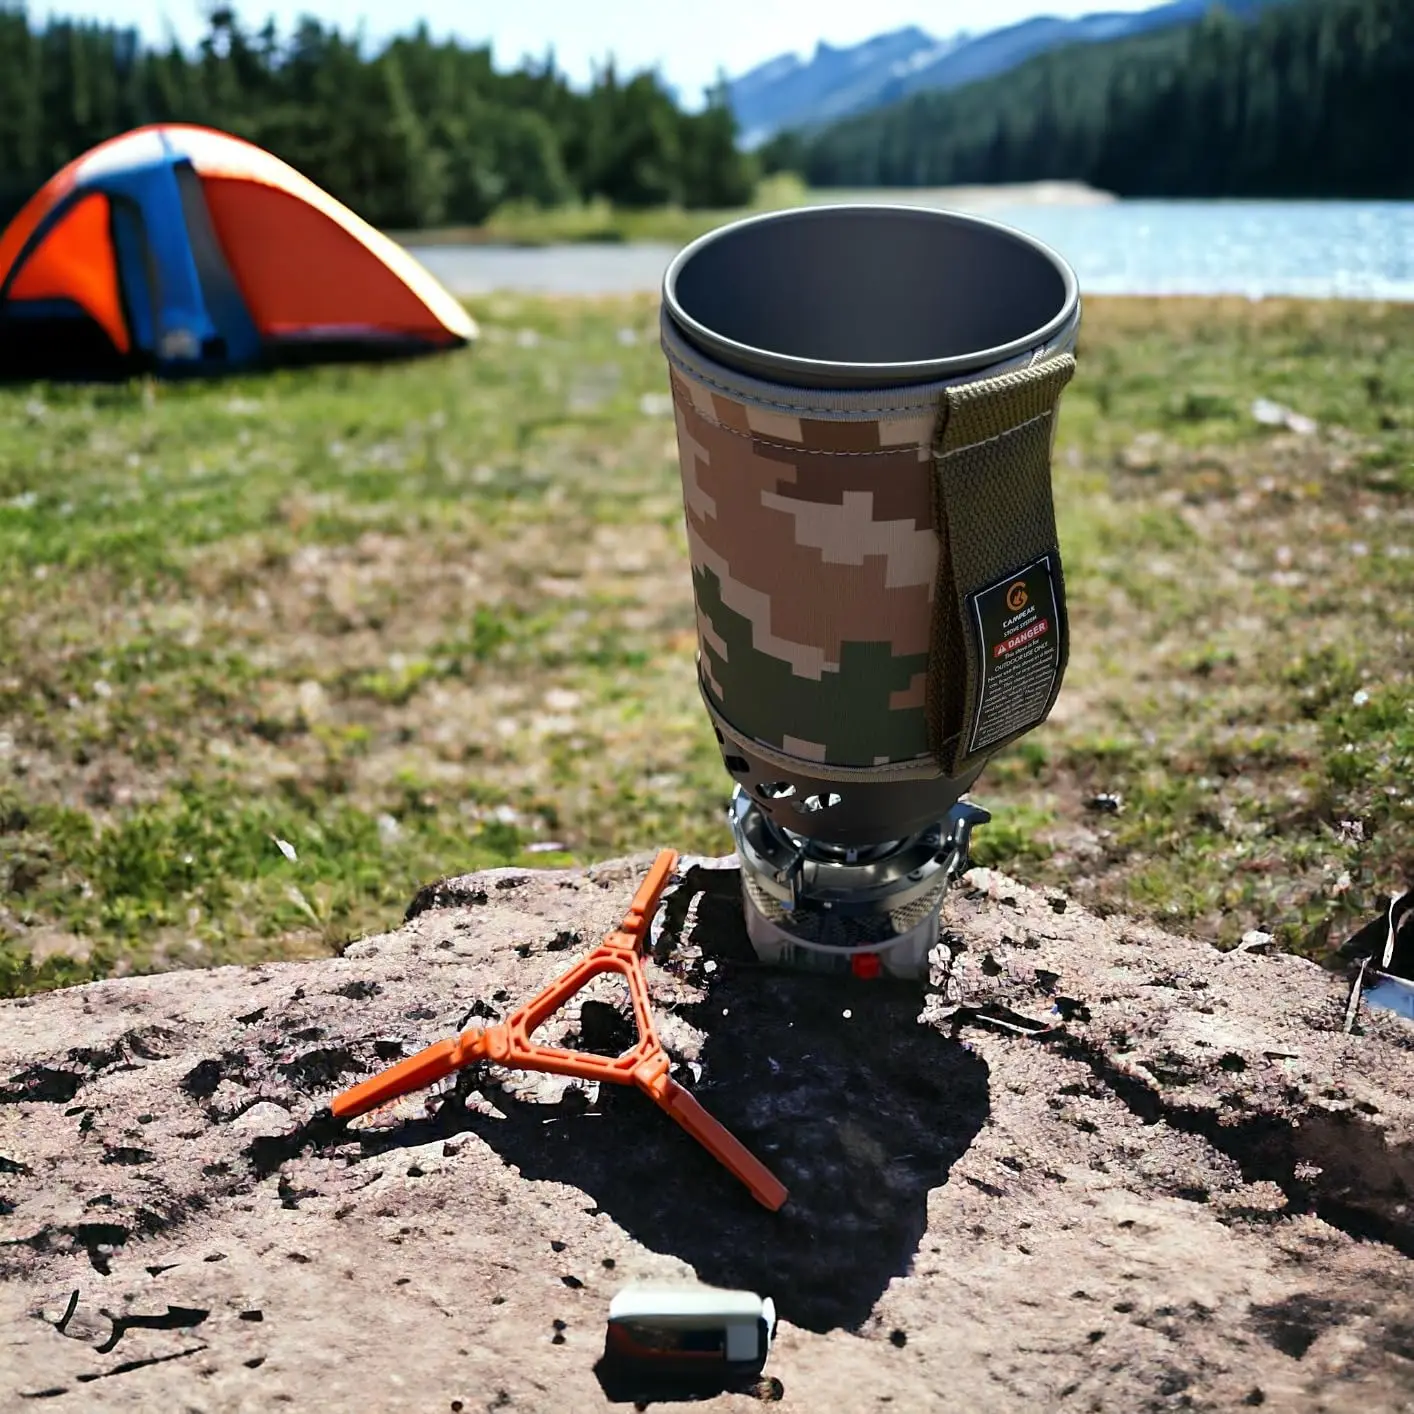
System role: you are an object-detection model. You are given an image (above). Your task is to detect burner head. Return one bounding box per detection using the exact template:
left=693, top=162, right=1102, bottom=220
left=728, top=787, right=989, bottom=979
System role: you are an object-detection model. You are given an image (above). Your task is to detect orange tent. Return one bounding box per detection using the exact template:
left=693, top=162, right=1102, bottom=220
left=0, top=124, right=475, bottom=378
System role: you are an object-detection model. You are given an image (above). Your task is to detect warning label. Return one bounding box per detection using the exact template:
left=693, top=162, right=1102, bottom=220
left=966, top=555, right=1062, bottom=755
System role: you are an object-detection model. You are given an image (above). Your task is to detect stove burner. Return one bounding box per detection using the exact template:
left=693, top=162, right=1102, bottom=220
left=727, top=787, right=990, bottom=979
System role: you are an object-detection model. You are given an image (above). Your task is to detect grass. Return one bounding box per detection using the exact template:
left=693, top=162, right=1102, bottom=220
left=0, top=295, right=1410, bottom=997
left=397, top=174, right=813, bottom=248
left=391, top=177, right=1105, bottom=249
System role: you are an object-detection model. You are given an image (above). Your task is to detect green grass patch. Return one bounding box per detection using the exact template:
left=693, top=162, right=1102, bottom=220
left=398, top=174, right=812, bottom=248
left=0, top=293, right=1410, bottom=994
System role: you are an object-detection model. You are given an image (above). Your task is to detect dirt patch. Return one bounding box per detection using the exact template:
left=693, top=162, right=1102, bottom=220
left=1, top=856, right=1411, bottom=1410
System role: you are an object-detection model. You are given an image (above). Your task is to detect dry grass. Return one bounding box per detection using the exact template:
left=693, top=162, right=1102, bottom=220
left=0, top=294, right=1410, bottom=995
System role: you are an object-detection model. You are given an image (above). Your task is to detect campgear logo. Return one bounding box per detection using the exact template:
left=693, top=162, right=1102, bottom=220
left=1006, top=581, right=1029, bottom=613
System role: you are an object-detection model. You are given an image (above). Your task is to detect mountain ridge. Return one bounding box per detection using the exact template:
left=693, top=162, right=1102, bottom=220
left=729, top=0, right=1281, bottom=145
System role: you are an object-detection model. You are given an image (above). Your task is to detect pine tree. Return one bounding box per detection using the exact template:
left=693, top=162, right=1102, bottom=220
left=5, top=0, right=1407, bottom=236
left=778, top=0, right=1414, bottom=200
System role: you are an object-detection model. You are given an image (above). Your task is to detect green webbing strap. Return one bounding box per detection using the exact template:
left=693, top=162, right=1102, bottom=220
left=927, top=353, right=1077, bottom=775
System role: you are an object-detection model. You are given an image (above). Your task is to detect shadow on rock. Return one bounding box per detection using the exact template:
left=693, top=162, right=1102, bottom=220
left=593, top=1358, right=784, bottom=1408
left=353, top=865, right=991, bottom=1334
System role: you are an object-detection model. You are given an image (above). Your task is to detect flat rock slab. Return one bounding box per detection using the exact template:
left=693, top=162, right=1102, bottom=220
left=2, top=855, right=1412, bottom=1412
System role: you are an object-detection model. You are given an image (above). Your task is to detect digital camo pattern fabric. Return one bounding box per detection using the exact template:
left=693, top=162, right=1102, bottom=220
left=667, top=363, right=942, bottom=768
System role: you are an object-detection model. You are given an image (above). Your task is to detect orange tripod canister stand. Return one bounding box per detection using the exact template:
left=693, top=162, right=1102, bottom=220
left=331, top=849, right=789, bottom=1211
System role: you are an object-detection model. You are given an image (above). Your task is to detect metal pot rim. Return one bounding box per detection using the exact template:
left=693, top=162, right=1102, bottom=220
left=662, top=203, right=1081, bottom=389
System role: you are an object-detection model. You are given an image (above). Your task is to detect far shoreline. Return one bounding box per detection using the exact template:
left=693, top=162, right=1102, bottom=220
left=387, top=181, right=1117, bottom=249
left=795, top=180, right=1117, bottom=210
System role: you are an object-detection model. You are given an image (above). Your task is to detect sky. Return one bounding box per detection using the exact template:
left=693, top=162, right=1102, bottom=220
left=48, top=0, right=1166, bottom=106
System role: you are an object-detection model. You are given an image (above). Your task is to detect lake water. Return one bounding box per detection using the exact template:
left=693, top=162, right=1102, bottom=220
left=987, top=199, right=1414, bottom=300
left=407, top=199, right=1414, bottom=302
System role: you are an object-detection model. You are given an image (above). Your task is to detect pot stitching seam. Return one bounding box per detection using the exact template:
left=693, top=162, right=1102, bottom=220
left=936, top=410, right=1055, bottom=459
left=674, top=394, right=930, bottom=457
left=665, top=350, right=950, bottom=418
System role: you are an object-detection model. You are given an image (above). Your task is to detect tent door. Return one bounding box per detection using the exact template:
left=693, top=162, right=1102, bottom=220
left=172, top=161, right=260, bottom=368
left=109, top=195, right=159, bottom=358
left=102, top=158, right=225, bottom=368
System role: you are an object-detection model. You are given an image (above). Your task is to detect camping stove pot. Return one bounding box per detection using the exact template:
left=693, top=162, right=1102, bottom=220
left=660, top=204, right=1081, bottom=975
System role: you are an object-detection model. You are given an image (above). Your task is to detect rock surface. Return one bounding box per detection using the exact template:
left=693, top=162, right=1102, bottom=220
left=2, top=854, right=1412, bottom=1413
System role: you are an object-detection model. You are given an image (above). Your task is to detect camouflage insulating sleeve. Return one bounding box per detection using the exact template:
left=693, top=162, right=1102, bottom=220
left=664, top=287, right=984, bottom=769
left=662, top=307, right=1078, bottom=776
left=667, top=357, right=939, bottom=768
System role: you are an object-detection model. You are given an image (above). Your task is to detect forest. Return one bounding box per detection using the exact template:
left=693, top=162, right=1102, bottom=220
left=1, top=0, right=1408, bottom=238
left=0, top=3, right=757, bottom=230
left=761, top=0, right=1412, bottom=198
